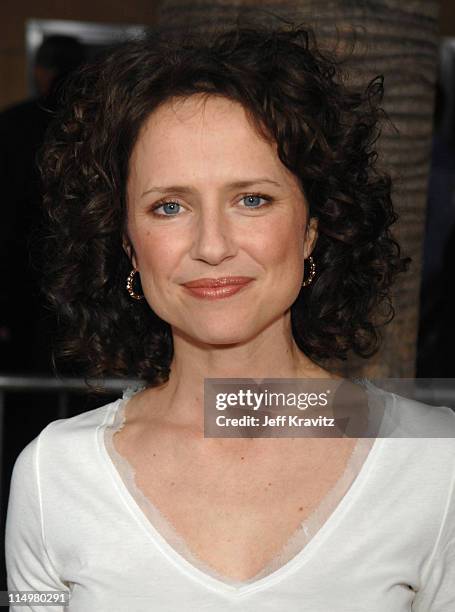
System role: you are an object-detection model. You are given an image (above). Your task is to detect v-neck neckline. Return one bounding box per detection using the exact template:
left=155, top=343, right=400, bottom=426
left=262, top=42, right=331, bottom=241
left=97, top=382, right=388, bottom=597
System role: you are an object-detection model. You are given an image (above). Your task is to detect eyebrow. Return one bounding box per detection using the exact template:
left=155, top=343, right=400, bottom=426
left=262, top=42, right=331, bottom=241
left=141, top=178, right=282, bottom=198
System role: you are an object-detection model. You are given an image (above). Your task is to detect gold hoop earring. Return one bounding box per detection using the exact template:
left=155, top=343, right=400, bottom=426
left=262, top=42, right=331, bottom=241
left=302, top=255, right=316, bottom=287
left=126, top=269, right=144, bottom=300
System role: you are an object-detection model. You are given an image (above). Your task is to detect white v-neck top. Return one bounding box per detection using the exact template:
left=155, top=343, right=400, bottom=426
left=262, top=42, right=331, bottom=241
left=5, top=382, right=455, bottom=611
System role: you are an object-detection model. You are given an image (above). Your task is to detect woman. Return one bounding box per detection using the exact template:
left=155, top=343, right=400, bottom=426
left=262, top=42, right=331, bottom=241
left=5, top=23, right=455, bottom=611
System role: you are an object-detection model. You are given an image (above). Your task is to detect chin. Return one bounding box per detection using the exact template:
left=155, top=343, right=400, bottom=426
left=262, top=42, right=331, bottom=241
left=175, top=319, right=266, bottom=347
left=195, top=328, right=254, bottom=346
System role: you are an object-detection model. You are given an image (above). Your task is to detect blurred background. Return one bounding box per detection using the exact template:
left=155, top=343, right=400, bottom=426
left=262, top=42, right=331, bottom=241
left=0, top=0, right=455, bottom=592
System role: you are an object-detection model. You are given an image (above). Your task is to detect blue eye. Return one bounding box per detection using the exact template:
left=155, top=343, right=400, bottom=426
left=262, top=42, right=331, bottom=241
left=153, top=201, right=181, bottom=215
left=242, top=194, right=269, bottom=208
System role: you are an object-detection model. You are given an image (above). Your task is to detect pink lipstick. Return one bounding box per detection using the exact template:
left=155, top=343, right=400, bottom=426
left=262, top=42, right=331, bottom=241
left=182, top=277, right=254, bottom=300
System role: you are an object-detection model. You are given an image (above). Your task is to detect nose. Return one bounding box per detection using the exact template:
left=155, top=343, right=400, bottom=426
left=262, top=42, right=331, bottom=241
left=190, top=205, right=236, bottom=265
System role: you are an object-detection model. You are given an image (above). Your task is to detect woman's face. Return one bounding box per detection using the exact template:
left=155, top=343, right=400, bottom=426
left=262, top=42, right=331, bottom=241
left=126, top=94, right=318, bottom=345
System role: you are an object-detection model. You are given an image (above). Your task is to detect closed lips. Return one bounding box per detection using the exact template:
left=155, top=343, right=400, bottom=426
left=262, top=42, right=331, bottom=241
left=183, top=277, right=253, bottom=288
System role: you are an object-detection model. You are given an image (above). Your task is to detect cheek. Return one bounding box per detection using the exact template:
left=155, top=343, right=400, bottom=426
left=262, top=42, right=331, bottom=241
left=133, top=227, right=176, bottom=266
left=131, top=226, right=190, bottom=299
left=253, top=217, right=304, bottom=268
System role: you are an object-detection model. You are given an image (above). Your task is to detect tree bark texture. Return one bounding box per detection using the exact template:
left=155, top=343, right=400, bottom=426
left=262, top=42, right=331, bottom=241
left=155, top=0, right=440, bottom=378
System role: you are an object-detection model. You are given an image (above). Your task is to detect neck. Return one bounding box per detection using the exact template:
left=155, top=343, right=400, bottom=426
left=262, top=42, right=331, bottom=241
left=145, top=313, right=338, bottom=428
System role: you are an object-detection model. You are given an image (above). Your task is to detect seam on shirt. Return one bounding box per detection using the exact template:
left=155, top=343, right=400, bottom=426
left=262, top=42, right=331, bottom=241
left=416, top=411, right=455, bottom=593
left=35, top=424, right=70, bottom=587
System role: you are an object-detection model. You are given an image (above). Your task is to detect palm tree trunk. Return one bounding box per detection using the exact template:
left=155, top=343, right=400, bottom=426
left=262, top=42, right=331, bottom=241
left=156, top=0, right=440, bottom=378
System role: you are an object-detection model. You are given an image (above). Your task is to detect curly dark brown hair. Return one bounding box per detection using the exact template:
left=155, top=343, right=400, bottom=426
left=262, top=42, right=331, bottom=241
left=40, top=21, right=410, bottom=385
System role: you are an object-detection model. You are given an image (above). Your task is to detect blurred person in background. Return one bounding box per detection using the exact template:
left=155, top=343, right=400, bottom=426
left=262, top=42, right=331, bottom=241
left=438, top=208, right=455, bottom=376
left=0, top=35, right=86, bottom=373
left=417, top=80, right=455, bottom=376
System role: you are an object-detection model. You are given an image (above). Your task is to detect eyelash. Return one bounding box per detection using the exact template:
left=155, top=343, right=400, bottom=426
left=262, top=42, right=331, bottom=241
left=150, top=193, right=273, bottom=217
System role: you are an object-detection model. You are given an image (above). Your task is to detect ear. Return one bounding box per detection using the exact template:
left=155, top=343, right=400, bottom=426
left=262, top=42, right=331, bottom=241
left=122, top=236, right=138, bottom=270
left=303, top=216, right=318, bottom=259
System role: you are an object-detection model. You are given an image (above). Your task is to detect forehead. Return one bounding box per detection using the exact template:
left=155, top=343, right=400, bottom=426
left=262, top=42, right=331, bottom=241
left=138, top=93, right=267, bottom=145
left=128, top=94, right=288, bottom=183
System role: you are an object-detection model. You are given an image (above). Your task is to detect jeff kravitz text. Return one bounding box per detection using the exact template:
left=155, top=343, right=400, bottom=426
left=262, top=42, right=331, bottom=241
left=215, top=414, right=335, bottom=427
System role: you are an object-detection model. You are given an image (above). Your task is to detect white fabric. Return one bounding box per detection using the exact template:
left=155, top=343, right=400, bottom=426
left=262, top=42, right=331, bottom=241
left=103, top=394, right=376, bottom=586
left=5, top=381, right=455, bottom=611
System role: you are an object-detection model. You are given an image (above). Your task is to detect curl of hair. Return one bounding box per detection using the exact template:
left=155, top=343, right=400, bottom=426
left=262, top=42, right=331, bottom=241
left=40, top=21, right=411, bottom=385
